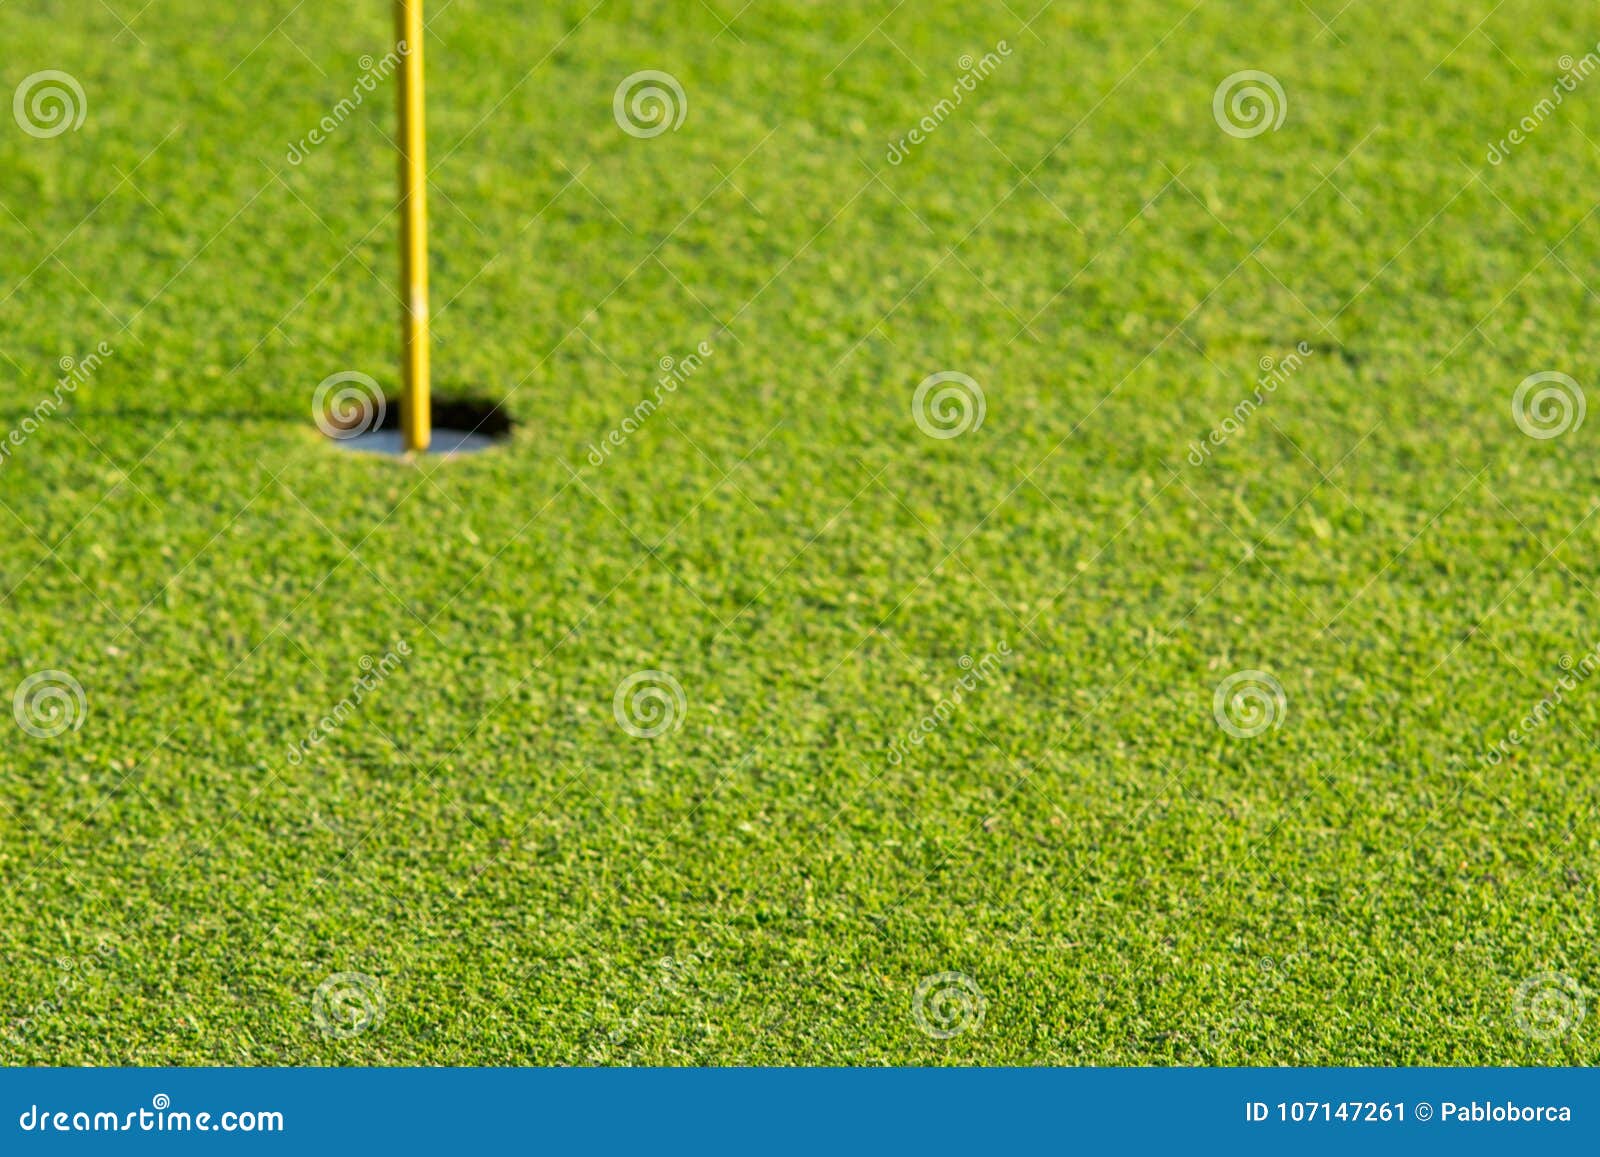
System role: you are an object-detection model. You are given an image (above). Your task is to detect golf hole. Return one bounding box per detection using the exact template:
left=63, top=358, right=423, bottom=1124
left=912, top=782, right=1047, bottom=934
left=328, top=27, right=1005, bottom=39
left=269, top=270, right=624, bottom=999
left=324, top=395, right=514, bottom=457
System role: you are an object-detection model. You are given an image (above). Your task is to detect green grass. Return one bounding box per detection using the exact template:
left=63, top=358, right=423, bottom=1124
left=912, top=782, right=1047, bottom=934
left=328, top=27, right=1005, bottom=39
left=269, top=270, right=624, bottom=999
left=3, top=0, right=1600, bottom=1065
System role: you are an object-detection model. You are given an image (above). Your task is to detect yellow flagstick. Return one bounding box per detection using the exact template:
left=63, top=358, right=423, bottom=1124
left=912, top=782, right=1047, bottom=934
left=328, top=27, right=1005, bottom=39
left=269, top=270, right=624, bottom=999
left=396, top=0, right=430, bottom=452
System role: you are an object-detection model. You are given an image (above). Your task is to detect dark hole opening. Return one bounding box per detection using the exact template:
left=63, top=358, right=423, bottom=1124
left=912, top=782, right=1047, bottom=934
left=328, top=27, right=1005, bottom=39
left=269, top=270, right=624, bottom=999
left=374, top=395, right=516, bottom=439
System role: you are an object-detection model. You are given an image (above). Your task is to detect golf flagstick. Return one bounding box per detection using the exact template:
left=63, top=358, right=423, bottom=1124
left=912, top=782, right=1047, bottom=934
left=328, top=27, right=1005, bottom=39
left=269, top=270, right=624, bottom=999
left=396, top=0, right=431, bottom=452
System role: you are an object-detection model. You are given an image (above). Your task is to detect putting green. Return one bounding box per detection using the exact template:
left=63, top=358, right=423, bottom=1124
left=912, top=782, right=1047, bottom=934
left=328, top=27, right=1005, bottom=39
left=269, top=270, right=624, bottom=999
left=1, top=0, right=1597, bottom=1064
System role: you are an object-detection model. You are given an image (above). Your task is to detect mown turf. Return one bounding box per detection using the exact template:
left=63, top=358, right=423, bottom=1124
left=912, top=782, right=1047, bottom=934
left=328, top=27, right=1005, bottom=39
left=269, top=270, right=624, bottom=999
left=3, top=0, right=1600, bottom=1065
